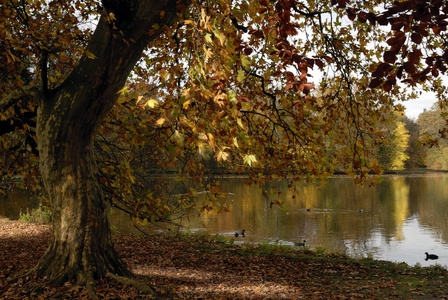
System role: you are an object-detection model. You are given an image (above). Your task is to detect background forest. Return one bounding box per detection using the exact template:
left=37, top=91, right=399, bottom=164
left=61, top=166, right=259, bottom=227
left=173, top=104, right=448, bottom=173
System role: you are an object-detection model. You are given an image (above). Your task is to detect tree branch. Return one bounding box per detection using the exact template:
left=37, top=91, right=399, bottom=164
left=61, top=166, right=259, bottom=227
left=231, top=16, right=248, bottom=32
left=292, top=4, right=330, bottom=18
left=0, top=85, right=41, bottom=111
left=40, top=50, right=48, bottom=94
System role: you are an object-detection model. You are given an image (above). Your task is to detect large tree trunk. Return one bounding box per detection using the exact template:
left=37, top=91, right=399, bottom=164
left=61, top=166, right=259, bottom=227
left=33, top=0, right=183, bottom=285
left=35, top=97, right=131, bottom=284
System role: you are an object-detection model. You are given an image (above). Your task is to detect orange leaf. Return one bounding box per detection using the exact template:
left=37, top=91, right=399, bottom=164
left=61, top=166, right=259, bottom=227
left=285, top=82, right=294, bottom=91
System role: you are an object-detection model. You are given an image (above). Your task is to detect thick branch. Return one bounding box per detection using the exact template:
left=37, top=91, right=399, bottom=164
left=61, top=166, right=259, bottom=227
left=0, top=85, right=41, bottom=111
left=231, top=17, right=248, bottom=32
left=40, top=50, right=49, bottom=94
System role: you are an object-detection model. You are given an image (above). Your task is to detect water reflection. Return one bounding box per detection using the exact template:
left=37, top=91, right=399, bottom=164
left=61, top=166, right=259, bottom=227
left=182, top=175, right=448, bottom=267
left=2, top=174, right=448, bottom=267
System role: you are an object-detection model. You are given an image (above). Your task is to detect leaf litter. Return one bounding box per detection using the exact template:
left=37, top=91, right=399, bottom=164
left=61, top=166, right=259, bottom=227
left=1, top=218, right=448, bottom=299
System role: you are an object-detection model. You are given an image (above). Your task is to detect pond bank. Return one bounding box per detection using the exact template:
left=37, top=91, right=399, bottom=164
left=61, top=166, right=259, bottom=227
left=1, top=218, right=447, bottom=299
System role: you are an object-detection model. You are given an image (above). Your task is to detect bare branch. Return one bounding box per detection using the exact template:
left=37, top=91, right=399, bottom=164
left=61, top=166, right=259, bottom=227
left=230, top=16, right=248, bottom=33
left=292, top=3, right=330, bottom=18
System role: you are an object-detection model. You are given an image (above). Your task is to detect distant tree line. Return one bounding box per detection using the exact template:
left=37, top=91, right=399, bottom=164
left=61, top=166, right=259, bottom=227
left=199, top=104, right=447, bottom=173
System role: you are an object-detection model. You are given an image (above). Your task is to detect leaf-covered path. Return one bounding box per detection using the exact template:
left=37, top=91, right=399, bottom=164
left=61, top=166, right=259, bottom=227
left=1, top=218, right=447, bottom=299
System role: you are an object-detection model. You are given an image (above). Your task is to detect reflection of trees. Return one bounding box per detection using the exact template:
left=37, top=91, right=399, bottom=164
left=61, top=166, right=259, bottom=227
left=414, top=175, right=448, bottom=243
left=392, top=178, right=410, bottom=240
left=185, top=175, right=448, bottom=253
left=371, top=177, right=410, bottom=244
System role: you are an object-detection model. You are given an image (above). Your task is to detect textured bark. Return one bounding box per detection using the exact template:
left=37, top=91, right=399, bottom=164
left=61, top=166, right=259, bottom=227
left=33, top=0, right=184, bottom=284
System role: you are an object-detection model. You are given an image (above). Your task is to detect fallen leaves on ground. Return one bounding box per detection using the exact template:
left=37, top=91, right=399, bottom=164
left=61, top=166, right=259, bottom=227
left=1, top=218, right=448, bottom=299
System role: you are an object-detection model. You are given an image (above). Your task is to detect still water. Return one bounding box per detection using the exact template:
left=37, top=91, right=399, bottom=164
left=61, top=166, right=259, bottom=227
left=2, top=174, right=448, bottom=267
left=172, top=174, right=448, bottom=268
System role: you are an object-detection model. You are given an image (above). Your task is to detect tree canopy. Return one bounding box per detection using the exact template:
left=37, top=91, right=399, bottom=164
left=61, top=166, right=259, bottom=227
left=1, top=0, right=447, bottom=295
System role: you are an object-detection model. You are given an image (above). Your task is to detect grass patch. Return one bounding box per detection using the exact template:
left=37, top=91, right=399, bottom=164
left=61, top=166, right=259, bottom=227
left=19, top=203, right=52, bottom=224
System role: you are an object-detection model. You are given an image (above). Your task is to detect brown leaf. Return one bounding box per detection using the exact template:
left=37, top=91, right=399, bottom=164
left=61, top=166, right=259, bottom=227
left=408, top=50, right=422, bottom=65
left=432, top=26, right=443, bottom=35
left=411, top=33, right=423, bottom=44
left=372, top=62, right=392, bottom=78
left=403, top=61, right=416, bottom=74
left=383, top=51, right=397, bottom=64
left=358, top=12, right=368, bottom=23
left=346, top=9, right=356, bottom=21
left=369, top=78, right=383, bottom=89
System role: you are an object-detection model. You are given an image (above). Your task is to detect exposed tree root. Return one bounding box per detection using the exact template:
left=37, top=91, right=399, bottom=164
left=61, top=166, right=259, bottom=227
left=107, top=273, right=156, bottom=295
left=7, top=267, right=157, bottom=299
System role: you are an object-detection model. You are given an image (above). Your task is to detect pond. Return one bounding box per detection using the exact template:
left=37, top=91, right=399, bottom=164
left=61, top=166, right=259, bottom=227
left=2, top=174, right=448, bottom=268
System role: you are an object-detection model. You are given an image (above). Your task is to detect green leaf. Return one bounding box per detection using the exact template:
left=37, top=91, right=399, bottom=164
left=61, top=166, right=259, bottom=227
left=241, top=55, right=251, bottom=68
left=237, top=70, right=246, bottom=82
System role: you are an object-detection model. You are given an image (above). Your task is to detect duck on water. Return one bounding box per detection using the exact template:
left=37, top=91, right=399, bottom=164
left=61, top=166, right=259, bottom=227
left=235, top=229, right=245, bottom=237
left=425, top=252, right=439, bottom=260
left=294, top=240, right=306, bottom=247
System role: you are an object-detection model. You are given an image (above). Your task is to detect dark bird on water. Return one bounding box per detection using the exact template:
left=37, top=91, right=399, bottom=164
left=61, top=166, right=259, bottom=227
left=295, top=240, right=306, bottom=247
left=234, top=229, right=245, bottom=237
left=425, top=252, right=439, bottom=260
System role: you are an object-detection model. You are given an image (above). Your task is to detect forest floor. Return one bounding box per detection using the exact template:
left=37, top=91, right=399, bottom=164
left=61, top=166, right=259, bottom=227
left=1, top=218, right=448, bottom=299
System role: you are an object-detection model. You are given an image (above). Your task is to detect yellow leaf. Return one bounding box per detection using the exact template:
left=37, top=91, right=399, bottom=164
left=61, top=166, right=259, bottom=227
left=146, top=99, right=158, bottom=108
left=85, top=50, right=96, bottom=59
left=156, top=118, right=166, bottom=126
left=117, top=96, right=126, bottom=104
left=233, top=137, right=239, bottom=148
left=216, top=150, right=229, bottom=162
left=136, top=95, right=144, bottom=104
left=228, top=91, right=237, bottom=104
left=183, top=20, right=196, bottom=26
left=174, top=130, right=183, bottom=141
left=183, top=99, right=191, bottom=109
left=108, top=12, right=116, bottom=21
left=197, top=141, right=207, bottom=155
left=205, top=33, right=213, bottom=44
left=208, top=133, right=215, bottom=148
left=117, top=87, right=128, bottom=95
left=183, top=88, right=191, bottom=96
left=214, top=30, right=225, bottom=46
left=243, top=154, right=258, bottom=166
left=237, top=118, right=244, bottom=129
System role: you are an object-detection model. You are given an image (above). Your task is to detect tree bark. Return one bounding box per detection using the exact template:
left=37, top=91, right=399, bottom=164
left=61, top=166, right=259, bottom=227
left=33, top=0, right=184, bottom=285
